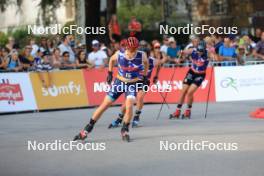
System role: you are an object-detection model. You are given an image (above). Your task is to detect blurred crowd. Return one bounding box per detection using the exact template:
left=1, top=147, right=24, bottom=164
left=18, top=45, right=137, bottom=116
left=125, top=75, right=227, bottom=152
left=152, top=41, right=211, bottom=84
left=0, top=15, right=264, bottom=74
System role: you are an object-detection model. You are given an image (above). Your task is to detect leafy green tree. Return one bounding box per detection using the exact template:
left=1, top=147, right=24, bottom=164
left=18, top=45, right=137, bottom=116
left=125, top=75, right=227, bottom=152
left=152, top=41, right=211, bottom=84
left=117, top=0, right=162, bottom=30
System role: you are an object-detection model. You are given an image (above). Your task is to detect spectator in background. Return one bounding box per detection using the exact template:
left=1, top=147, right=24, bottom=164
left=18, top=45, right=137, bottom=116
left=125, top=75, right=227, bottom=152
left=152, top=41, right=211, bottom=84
left=35, top=49, right=44, bottom=60
left=51, top=48, right=62, bottom=69
left=6, top=50, right=22, bottom=72
left=19, top=45, right=34, bottom=71
left=212, top=34, right=224, bottom=54
left=1, top=48, right=10, bottom=69
left=237, top=45, right=247, bottom=65
left=0, top=49, right=5, bottom=71
left=139, top=40, right=148, bottom=50
left=29, top=38, right=39, bottom=58
left=110, top=40, right=121, bottom=53
left=251, top=28, right=262, bottom=43
left=58, top=34, right=75, bottom=63
left=219, top=37, right=237, bottom=66
left=47, top=39, right=55, bottom=53
left=204, top=36, right=217, bottom=61
left=151, top=41, right=167, bottom=65
left=166, top=37, right=181, bottom=64
left=88, top=40, right=108, bottom=69
left=39, top=37, right=49, bottom=53
left=100, top=43, right=112, bottom=57
left=74, top=43, right=86, bottom=57
left=128, top=16, right=142, bottom=40
left=160, top=35, right=169, bottom=54
left=5, top=37, right=15, bottom=51
left=185, top=35, right=199, bottom=49
left=76, top=50, right=93, bottom=69
left=239, top=35, right=255, bottom=56
left=34, top=51, right=53, bottom=88
left=1, top=47, right=10, bottom=59
left=61, top=51, right=76, bottom=69
left=108, top=14, right=121, bottom=43
left=253, top=31, right=264, bottom=60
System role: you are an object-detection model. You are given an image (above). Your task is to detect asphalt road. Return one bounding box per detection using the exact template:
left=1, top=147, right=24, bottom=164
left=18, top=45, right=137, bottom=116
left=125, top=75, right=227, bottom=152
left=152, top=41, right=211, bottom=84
left=0, top=101, right=264, bottom=176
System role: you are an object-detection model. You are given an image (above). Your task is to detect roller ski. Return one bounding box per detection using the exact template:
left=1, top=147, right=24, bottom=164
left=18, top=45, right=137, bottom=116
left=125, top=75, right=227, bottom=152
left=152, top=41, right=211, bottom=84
left=73, top=129, right=88, bottom=141
left=121, top=125, right=130, bottom=142
left=169, top=109, right=181, bottom=119
left=132, top=110, right=141, bottom=128
left=108, top=114, right=123, bottom=129
left=132, top=116, right=140, bottom=128
left=108, top=118, right=122, bottom=129
left=132, top=120, right=139, bottom=128
left=181, top=109, right=191, bottom=119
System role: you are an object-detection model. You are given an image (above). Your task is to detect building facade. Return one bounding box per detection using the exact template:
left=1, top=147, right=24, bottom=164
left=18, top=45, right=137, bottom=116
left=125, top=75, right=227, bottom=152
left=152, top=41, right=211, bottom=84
left=191, top=0, right=264, bottom=33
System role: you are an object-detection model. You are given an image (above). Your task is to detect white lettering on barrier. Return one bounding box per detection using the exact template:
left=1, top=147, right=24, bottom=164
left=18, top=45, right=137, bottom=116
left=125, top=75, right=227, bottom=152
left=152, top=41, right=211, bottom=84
left=42, top=81, right=81, bottom=97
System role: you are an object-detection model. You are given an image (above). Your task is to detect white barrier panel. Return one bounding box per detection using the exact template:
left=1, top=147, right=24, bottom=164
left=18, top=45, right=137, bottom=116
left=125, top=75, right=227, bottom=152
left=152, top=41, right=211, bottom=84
left=215, top=65, right=264, bottom=102
left=0, top=73, right=37, bottom=113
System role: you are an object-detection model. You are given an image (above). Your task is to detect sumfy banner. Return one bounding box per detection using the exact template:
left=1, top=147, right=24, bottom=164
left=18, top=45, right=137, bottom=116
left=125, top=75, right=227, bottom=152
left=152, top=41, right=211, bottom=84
left=215, top=65, right=264, bottom=101
left=30, top=70, right=88, bottom=110
left=0, top=73, right=37, bottom=113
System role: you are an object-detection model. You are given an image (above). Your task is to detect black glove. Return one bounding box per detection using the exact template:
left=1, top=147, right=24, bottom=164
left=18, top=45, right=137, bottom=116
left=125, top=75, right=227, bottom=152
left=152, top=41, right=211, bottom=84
left=106, top=71, right=113, bottom=84
left=153, top=76, right=158, bottom=84
left=143, top=76, right=150, bottom=86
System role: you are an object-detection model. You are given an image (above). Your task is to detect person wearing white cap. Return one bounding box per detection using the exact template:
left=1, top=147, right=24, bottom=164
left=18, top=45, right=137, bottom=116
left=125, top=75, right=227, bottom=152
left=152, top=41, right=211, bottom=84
left=185, top=35, right=199, bottom=50
left=167, top=37, right=181, bottom=64
left=88, top=40, right=108, bottom=68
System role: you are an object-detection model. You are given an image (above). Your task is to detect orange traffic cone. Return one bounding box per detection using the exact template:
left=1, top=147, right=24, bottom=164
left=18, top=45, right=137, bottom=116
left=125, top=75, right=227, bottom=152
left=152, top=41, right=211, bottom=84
left=250, top=108, right=264, bottom=119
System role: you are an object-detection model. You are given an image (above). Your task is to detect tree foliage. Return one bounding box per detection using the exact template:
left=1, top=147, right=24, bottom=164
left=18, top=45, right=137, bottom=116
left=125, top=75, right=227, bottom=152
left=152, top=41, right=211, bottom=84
left=117, top=0, right=162, bottom=30
left=0, top=0, right=63, bottom=25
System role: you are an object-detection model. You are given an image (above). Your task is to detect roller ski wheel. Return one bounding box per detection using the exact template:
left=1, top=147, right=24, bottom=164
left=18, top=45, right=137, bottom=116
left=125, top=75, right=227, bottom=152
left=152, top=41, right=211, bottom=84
left=182, top=110, right=191, bottom=119
left=169, top=109, right=181, bottom=119
left=132, top=119, right=139, bottom=128
left=121, top=131, right=130, bottom=142
left=73, top=130, right=88, bottom=141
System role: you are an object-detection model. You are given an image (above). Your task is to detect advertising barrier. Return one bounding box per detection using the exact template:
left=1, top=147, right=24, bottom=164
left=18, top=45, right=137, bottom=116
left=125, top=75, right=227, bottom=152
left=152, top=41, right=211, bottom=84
left=83, top=68, right=125, bottom=106
left=215, top=64, right=264, bottom=102
left=30, top=70, right=88, bottom=110
left=0, top=73, right=37, bottom=113
left=1, top=64, right=263, bottom=113
left=83, top=67, right=216, bottom=106
left=144, top=67, right=215, bottom=103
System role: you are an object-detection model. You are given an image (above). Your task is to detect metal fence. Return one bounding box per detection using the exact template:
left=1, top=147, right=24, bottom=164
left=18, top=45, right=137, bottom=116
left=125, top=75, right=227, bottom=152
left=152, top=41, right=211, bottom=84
left=163, top=60, right=264, bottom=67
left=1, top=60, right=264, bottom=73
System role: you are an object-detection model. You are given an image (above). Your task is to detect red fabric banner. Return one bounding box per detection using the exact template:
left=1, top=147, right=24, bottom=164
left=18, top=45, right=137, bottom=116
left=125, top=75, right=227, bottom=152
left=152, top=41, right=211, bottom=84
left=83, top=67, right=216, bottom=106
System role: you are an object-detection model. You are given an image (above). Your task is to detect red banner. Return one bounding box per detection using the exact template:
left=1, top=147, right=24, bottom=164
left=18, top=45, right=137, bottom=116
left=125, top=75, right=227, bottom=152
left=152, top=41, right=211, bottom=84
left=0, top=81, right=23, bottom=102
left=83, top=67, right=216, bottom=106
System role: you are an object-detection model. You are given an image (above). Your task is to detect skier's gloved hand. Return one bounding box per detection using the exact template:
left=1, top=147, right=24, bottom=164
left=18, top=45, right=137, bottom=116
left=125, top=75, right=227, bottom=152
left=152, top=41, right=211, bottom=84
left=153, top=76, right=158, bottom=84
left=106, top=71, right=113, bottom=85
left=143, top=75, right=150, bottom=86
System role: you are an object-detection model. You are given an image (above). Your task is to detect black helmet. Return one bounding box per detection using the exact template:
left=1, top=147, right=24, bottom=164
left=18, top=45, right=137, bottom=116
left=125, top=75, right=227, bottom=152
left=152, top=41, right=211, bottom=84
left=197, top=41, right=206, bottom=53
